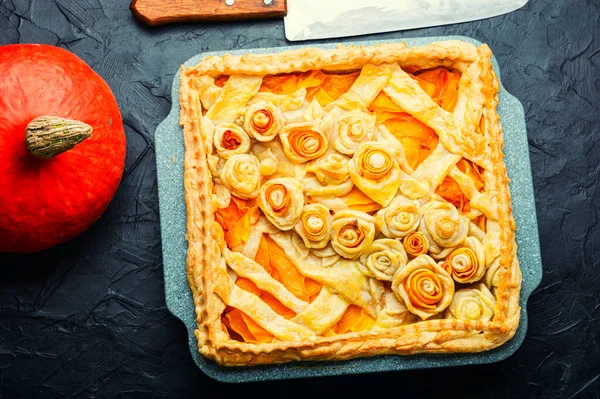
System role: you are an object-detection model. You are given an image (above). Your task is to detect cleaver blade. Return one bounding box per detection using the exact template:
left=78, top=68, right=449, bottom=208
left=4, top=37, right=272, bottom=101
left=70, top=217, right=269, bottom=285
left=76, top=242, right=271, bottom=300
left=284, top=0, right=528, bottom=41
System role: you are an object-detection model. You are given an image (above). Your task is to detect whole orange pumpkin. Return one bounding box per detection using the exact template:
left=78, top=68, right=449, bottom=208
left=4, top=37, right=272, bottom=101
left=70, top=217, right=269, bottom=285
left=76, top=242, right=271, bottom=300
left=0, top=44, right=126, bottom=253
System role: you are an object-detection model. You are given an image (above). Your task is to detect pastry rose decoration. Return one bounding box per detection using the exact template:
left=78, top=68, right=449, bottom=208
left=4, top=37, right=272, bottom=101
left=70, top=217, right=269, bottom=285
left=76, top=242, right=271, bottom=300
left=330, top=210, right=376, bottom=259
left=302, top=153, right=354, bottom=197
left=332, top=110, right=376, bottom=155
left=445, top=283, right=495, bottom=322
left=279, top=122, right=328, bottom=163
left=220, top=154, right=260, bottom=199
left=359, top=238, right=408, bottom=281
left=484, top=258, right=502, bottom=290
left=376, top=195, right=421, bottom=238
left=294, top=203, right=331, bottom=249
left=348, top=142, right=401, bottom=206
left=392, top=255, right=454, bottom=320
left=311, top=153, right=350, bottom=185
left=419, top=200, right=469, bottom=258
left=257, top=177, right=304, bottom=230
left=403, top=231, right=429, bottom=257
left=213, top=183, right=231, bottom=209
left=257, top=148, right=280, bottom=176
left=440, top=237, right=486, bottom=284
left=213, top=123, right=251, bottom=158
left=244, top=101, right=284, bottom=142
left=259, top=160, right=277, bottom=177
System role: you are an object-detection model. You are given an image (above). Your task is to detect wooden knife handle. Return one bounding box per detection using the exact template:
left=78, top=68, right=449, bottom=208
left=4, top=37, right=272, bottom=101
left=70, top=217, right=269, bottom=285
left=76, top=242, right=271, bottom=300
left=131, top=0, right=287, bottom=26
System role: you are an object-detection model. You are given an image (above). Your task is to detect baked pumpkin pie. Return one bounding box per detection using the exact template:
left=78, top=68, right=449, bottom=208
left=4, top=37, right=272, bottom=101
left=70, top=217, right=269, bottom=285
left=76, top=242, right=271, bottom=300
left=179, top=40, right=522, bottom=366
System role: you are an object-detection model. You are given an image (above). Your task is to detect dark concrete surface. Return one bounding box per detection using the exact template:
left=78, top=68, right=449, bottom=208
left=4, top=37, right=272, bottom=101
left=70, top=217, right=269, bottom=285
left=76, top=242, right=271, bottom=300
left=0, top=0, right=599, bottom=397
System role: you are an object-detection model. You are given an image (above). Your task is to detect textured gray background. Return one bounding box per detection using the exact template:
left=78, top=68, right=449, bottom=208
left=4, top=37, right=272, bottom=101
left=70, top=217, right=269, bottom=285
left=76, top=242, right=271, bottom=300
left=0, top=0, right=599, bottom=397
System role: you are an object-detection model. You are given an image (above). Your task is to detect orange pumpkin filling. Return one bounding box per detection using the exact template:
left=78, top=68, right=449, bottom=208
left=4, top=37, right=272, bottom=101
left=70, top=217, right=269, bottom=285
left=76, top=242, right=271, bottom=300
left=435, top=159, right=486, bottom=213
left=214, top=196, right=259, bottom=249
left=222, top=308, right=274, bottom=343
left=375, top=109, right=439, bottom=170
left=214, top=75, right=229, bottom=87
left=436, top=176, right=469, bottom=212
left=260, top=70, right=323, bottom=95
left=315, top=71, right=361, bottom=106
left=259, top=70, right=361, bottom=106
left=475, top=214, right=487, bottom=232
left=413, top=67, right=461, bottom=111
left=332, top=305, right=375, bottom=334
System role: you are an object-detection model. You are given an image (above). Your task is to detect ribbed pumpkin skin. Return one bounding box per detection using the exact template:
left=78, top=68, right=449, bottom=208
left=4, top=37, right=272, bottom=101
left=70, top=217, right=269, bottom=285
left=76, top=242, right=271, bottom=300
left=0, top=44, right=126, bottom=253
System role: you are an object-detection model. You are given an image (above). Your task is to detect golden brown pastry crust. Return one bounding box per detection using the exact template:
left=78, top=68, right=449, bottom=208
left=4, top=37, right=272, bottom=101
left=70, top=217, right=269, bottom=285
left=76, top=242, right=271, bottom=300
left=180, top=40, right=522, bottom=366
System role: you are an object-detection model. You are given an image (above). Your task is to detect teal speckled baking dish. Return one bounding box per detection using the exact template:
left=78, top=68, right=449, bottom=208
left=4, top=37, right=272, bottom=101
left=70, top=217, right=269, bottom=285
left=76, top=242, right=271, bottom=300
left=155, top=36, right=542, bottom=382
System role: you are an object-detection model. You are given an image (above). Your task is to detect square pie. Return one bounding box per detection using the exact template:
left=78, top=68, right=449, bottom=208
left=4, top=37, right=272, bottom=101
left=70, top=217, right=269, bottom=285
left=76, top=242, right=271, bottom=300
left=179, top=40, right=522, bottom=366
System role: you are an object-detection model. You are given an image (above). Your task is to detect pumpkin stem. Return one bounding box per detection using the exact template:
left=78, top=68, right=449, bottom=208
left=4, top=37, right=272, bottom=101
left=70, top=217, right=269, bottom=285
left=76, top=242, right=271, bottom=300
left=25, top=116, right=93, bottom=159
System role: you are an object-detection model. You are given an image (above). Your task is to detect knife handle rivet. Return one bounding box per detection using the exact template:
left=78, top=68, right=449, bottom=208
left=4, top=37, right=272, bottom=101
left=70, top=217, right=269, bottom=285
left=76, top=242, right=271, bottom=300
left=225, top=0, right=235, bottom=5
left=263, top=0, right=273, bottom=4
